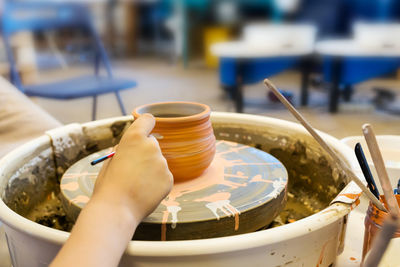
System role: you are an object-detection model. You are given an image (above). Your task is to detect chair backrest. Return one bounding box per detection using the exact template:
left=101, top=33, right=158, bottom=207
left=2, top=2, right=90, bottom=35
left=2, top=1, right=113, bottom=89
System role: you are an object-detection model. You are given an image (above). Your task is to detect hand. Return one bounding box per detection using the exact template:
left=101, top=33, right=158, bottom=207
left=51, top=114, right=173, bottom=267
left=92, top=113, right=173, bottom=222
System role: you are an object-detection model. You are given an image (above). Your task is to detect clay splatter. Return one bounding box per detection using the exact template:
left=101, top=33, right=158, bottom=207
left=60, top=182, right=79, bottom=191
left=168, top=206, right=182, bottom=228
left=316, top=240, right=330, bottom=267
left=195, top=192, right=241, bottom=230
left=70, top=195, right=90, bottom=204
left=158, top=140, right=285, bottom=238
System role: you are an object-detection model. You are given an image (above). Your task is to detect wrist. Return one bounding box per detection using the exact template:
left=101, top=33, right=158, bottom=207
left=56, top=192, right=139, bottom=267
left=88, top=190, right=141, bottom=230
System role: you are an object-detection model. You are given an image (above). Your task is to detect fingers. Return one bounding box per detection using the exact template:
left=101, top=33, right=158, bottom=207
left=147, top=134, right=160, bottom=146
left=130, top=113, right=155, bottom=137
left=121, top=114, right=155, bottom=144
left=97, top=145, right=117, bottom=177
left=93, top=149, right=114, bottom=193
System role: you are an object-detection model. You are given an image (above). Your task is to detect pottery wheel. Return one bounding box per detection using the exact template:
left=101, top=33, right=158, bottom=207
left=60, top=140, right=288, bottom=240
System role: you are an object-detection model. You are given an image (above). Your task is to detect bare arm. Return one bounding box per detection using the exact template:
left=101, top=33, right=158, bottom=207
left=51, top=114, right=173, bottom=267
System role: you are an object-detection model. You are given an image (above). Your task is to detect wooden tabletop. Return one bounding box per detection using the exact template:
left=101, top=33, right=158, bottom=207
left=211, top=41, right=313, bottom=58
left=316, top=39, right=400, bottom=57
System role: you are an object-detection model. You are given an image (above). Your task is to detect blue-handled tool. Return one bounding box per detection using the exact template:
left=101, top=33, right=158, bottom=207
left=394, top=178, right=400, bottom=195
left=355, top=143, right=380, bottom=199
left=90, top=151, right=115, bottom=166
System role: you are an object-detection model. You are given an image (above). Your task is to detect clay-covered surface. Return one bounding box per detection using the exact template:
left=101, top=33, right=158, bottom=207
left=48, top=120, right=132, bottom=180
left=2, top=119, right=348, bottom=238
left=2, top=118, right=133, bottom=232
left=1, top=136, right=58, bottom=217
left=59, top=141, right=288, bottom=240
left=213, top=123, right=348, bottom=227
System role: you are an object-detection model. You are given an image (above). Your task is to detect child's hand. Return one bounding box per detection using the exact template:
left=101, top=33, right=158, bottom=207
left=51, top=114, right=173, bottom=267
left=92, top=113, right=173, bottom=222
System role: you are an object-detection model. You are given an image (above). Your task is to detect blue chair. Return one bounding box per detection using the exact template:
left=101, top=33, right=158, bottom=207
left=1, top=2, right=137, bottom=120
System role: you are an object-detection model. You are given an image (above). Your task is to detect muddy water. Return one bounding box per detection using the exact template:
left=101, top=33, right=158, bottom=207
left=26, top=192, right=73, bottom=231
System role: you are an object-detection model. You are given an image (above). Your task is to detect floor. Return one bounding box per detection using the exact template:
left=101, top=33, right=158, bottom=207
left=33, top=57, right=400, bottom=140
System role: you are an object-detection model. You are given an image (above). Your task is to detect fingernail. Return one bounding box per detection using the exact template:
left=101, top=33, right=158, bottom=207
left=151, top=133, right=163, bottom=140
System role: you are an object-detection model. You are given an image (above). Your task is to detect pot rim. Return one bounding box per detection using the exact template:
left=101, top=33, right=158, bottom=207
left=0, top=112, right=357, bottom=256
left=132, top=101, right=211, bottom=123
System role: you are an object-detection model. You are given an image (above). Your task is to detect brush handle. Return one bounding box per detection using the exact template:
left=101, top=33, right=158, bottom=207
left=264, top=79, right=386, bottom=211
left=397, top=178, right=400, bottom=193
left=355, top=143, right=380, bottom=199
left=90, top=152, right=115, bottom=166
left=362, top=124, right=400, bottom=218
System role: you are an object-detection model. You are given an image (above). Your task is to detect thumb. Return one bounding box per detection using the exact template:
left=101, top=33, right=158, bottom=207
left=130, top=113, right=156, bottom=137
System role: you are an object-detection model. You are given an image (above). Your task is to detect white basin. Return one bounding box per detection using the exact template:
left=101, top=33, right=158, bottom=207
left=0, top=112, right=360, bottom=267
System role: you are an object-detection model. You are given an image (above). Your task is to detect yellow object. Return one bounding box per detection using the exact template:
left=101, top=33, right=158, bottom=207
left=204, top=27, right=230, bottom=68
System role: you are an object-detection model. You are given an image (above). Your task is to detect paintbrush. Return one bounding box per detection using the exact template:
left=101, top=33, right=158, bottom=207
left=91, top=133, right=163, bottom=166
left=355, top=143, right=380, bottom=199
left=395, top=178, right=400, bottom=194
left=91, top=151, right=115, bottom=165
left=362, top=124, right=400, bottom=218
left=263, top=79, right=386, bottom=211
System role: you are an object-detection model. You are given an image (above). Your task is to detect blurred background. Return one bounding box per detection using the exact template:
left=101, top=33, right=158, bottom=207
left=2, top=0, right=400, bottom=138
left=3, top=2, right=400, bottom=266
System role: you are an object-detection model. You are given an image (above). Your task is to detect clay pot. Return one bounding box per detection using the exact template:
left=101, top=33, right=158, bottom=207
left=133, top=102, right=216, bottom=182
left=362, top=195, right=400, bottom=260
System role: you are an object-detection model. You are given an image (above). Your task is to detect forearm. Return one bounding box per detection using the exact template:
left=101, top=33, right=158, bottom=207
left=51, top=114, right=172, bottom=266
left=51, top=195, right=139, bottom=267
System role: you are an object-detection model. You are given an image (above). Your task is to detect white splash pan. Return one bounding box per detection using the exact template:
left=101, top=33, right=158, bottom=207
left=0, top=112, right=362, bottom=267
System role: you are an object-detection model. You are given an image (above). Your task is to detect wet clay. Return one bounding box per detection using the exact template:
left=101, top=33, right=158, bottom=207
left=133, top=102, right=216, bottom=182
left=26, top=192, right=73, bottom=231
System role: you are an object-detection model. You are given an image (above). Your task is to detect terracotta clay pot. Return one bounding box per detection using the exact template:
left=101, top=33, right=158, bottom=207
left=362, top=195, right=400, bottom=260
left=133, top=102, right=216, bottom=182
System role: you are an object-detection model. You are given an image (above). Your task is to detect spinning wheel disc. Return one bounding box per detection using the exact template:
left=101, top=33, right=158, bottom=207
left=61, top=140, right=288, bottom=240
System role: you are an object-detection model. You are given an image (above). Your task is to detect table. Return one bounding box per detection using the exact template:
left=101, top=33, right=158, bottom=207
left=212, top=41, right=313, bottom=112
left=315, top=39, right=400, bottom=113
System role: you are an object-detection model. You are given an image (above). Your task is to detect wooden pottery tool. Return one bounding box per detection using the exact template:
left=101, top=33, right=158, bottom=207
left=362, top=124, right=400, bottom=217
left=263, top=79, right=386, bottom=211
